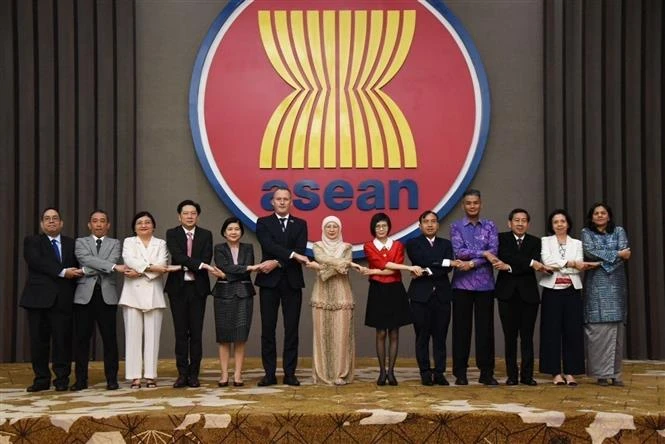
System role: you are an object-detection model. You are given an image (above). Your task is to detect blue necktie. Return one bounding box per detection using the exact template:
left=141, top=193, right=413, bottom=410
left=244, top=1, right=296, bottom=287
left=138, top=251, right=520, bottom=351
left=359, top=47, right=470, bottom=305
left=51, top=239, right=62, bottom=262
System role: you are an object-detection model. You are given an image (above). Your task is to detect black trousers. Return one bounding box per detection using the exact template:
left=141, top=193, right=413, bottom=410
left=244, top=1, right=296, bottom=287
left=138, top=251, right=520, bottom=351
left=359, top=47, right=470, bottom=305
left=73, top=286, right=119, bottom=383
left=498, top=295, right=539, bottom=380
left=259, top=276, right=302, bottom=376
left=410, top=295, right=451, bottom=375
left=452, top=289, right=495, bottom=378
left=26, top=305, right=72, bottom=387
left=539, top=287, right=585, bottom=375
left=168, top=283, right=207, bottom=377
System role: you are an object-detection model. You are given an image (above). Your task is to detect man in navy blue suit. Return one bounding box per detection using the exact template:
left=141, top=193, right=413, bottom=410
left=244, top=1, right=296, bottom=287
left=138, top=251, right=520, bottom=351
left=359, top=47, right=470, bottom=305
left=254, top=187, right=310, bottom=386
left=20, top=208, right=83, bottom=392
left=406, top=210, right=460, bottom=386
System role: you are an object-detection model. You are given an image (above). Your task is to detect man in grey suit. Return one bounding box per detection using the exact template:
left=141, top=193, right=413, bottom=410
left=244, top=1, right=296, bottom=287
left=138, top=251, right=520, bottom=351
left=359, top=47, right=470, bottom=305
left=71, top=210, right=128, bottom=391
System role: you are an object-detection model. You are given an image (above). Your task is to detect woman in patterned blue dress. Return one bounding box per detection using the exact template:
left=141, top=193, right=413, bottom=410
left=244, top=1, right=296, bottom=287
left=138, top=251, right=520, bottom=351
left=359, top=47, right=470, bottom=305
left=581, top=203, right=631, bottom=386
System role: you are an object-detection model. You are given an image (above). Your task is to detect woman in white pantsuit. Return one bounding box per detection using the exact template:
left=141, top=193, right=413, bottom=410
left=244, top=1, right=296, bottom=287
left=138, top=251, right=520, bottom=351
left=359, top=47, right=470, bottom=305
left=119, top=211, right=177, bottom=388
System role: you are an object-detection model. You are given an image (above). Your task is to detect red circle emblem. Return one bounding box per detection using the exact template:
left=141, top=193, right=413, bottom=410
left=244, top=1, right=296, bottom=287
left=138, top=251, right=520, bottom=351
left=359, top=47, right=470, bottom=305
left=190, top=0, right=490, bottom=257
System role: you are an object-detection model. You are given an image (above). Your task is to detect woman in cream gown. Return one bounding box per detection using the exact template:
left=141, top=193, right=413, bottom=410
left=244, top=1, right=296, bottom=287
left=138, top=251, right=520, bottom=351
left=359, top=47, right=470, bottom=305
left=307, top=216, right=362, bottom=385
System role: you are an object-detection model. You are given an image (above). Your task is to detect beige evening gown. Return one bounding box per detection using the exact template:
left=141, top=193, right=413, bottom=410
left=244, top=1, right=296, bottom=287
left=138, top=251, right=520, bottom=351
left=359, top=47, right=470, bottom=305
left=311, top=243, right=355, bottom=385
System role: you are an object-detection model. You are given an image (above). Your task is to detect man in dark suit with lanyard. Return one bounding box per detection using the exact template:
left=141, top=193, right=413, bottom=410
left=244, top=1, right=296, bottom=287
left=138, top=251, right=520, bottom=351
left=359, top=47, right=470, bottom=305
left=406, top=210, right=460, bottom=386
left=485, top=208, right=552, bottom=386
left=255, top=186, right=309, bottom=386
left=166, top=200, right=216, bottom=388
left=20, top=207, right=83, bottom=392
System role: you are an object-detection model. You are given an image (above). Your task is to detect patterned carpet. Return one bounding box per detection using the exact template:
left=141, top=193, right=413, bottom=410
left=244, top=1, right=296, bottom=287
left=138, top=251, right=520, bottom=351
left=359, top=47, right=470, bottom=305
left=1, top=358, right=664, bottom=443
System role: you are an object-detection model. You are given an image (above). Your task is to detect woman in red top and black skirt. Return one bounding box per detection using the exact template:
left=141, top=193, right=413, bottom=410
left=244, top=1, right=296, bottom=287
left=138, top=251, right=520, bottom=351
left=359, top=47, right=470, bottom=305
left=363, top=213, right=424, bottom=385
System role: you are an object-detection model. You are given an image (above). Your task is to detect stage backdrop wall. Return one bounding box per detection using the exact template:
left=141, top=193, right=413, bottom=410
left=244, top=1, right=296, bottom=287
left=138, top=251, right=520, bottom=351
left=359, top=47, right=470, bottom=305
left=1, top=0, right=663, bottom=363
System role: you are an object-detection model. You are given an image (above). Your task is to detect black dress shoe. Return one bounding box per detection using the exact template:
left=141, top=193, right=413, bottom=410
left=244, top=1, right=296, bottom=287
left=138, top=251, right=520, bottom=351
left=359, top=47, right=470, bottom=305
left=54, top=384, right=68, bottom=392
left=454, top=376, right=468, bottom=386
left=218, top=380, right=229, bottom=387
left=70, top=381, right=88, bottom=391
left=187, top=376, right=200, bottom=388
left=520, top=378, right=538, bottom=386
left=257, top=375, right=277, bottom=386
left=106, top=381, right=120, bottom=390
left=420, top=372, right=433, bottom=386
left=505, top=378, right=518, bottom=386
left=433, top=374, right=449, bottom=386
left=173, top=375, right=188, bottom=388
left=283, top=375, right=300, bottom=386
left=479, top=375, right=499, bottom=386
left=26, top=383, right=50, bottom=393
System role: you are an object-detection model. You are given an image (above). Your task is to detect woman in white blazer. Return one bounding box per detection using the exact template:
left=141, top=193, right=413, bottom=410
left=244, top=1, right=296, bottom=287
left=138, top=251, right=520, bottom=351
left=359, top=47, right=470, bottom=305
left=539, top=209, right=599, bottom=386
left=119, top=211, right=177, bottom=388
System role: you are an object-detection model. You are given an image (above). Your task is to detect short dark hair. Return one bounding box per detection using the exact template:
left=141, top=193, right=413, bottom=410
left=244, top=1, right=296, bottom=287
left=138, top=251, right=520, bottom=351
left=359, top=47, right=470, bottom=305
left=463, top=189, right=481, bottom=199
left=89, top=209, right=109, bottom=221
left=177, top=199, right=201, bottom=214
left=41, top=207, right=60, bottom=219
left=546, top=208, right=572, bottom=235
left=419, top=210, right=437, bottom=223
left=585, top=202, right=616, bottom=233
left=272, top=186, right=292, bottom=197
left=369, top=212, right=391, bottom=236
left=508, top=208, right=530, bottom=222
left=131, top=211, right=156, bottom=233
left=221, top=216, right=244, bottom=237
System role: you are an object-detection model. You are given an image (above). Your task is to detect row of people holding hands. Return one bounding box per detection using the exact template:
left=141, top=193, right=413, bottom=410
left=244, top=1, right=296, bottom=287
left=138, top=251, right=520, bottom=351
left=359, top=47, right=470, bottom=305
left=20, top=189, right=629, bottom=391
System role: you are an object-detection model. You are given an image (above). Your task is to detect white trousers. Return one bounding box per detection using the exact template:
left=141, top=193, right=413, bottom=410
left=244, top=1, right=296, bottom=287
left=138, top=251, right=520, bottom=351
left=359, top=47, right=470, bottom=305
left=123, top=306, right=163, bottom=380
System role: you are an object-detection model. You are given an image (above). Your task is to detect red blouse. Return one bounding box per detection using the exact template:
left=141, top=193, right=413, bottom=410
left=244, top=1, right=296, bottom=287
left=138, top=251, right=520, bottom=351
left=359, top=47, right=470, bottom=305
left=363, top=240, right=405, bottom=284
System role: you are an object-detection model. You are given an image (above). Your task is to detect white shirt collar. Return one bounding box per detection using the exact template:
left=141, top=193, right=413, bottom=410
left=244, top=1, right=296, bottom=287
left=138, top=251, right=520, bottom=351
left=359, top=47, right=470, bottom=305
left=182, top=226, right=196, bottom=235
left=513, top=234, right=524, bottom=241
left=48, top=234, right=62, bottom=243
left=275, top=213, right=290, bottom=220
left=373, top=237, right=393, bottom=250
left=93, top=235, right=105, bottom=242
left=426, top=236, right=436, bottom=243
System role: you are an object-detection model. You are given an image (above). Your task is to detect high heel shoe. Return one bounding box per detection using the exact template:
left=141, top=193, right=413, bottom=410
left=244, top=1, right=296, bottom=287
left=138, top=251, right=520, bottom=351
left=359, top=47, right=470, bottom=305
left=376, top=372, right=387, bottom=386
left=387, top=372, right=398, bottom=386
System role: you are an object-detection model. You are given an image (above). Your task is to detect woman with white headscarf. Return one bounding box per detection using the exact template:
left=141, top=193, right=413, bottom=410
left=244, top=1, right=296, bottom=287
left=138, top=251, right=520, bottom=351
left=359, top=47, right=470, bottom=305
left=306, top=216, right=363, bottom=385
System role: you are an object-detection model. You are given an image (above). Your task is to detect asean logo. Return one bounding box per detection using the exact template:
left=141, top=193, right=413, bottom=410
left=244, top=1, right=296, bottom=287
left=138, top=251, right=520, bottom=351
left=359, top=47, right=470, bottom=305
left=190, top=0, right=490, bottom=257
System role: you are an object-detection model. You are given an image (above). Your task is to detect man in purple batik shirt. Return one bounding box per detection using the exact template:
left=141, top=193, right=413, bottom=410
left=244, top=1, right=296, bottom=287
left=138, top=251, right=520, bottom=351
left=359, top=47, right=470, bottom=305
left=450, top=189, right=499, bottom=386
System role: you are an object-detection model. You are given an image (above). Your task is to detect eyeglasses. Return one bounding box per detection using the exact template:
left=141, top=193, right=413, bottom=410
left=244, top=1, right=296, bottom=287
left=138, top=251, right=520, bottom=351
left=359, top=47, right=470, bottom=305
left=43, top=216, right=61, bottom=222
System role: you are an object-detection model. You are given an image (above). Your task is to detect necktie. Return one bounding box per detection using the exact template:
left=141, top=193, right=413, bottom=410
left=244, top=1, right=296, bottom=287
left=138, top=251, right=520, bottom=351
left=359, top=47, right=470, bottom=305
left=186, top=232, right=193, bottom=257
left=279, top=217, right=287, bottom=232
left=516, top=238, right=523, bottom=250
left=96, top=238, right=102, bottom=254
left=51, top=239, right=61, bottom=262
left=428, top=238, right=434, bottom=247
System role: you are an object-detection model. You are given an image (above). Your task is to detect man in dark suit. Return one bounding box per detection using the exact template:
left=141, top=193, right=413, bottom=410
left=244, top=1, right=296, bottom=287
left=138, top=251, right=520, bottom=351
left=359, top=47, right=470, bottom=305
left=165, top=200, right=215, bottom=388
left=406, top=210, right=459, bottom=386
left=255, top=187, right=309, bottom=386
left=71, top=209, right=128, bottom=391
left=486, top=208, right=551, bottom=386
left=20, top=207, right=83, bottom=392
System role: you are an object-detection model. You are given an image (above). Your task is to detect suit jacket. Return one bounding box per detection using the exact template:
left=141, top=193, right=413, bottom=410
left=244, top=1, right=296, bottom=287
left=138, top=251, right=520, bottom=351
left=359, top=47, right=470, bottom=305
left=165, top=225, right=213, bottom=298
left=254, top=214, right=307, bottom=289
left=539, top=235, right=584, bottom=289
left=118, top=236, right=168, bottom=311
left=74, top=235, right=122, bottom=305
left=406, top=235, right=454, bottom=303
left=495, top=232, right=541, bottom=303
left=20, top=234, right=78, bottom=310
left=213, top=242, right=256, bottom=299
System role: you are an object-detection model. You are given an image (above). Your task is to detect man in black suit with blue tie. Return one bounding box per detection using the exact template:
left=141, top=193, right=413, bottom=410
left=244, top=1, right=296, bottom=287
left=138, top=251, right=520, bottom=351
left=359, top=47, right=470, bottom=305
left=486, top=208, right=551, bottom=386
left=406, top=210, right=459, bottom=386
left=20, top=208, right=83, bottom=392
left=255, top=187, right=309, bottom=386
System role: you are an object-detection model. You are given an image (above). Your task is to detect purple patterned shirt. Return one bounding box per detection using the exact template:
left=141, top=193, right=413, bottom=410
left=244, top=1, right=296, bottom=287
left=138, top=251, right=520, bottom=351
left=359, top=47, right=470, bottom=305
left=450, top=217, right=499, bottom=291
